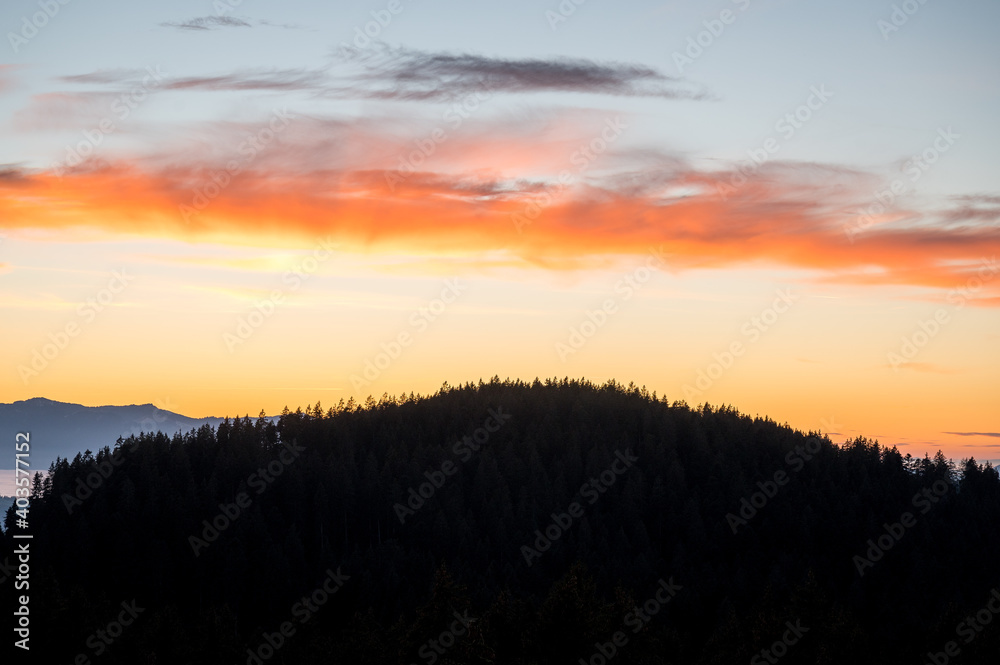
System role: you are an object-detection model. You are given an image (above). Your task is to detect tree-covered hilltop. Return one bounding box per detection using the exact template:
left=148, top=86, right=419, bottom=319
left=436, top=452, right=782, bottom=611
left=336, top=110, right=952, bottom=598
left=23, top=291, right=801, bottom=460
left=0, top=497, right=13, bottom=531
left=5, top=378, right=999, bottom=664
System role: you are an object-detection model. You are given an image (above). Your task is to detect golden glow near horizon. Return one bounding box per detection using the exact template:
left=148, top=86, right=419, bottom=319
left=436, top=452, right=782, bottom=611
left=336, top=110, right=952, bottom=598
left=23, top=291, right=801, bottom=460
left=3, top=237, right=997, bottom=465
left=1, top=0, right=998, bottom=468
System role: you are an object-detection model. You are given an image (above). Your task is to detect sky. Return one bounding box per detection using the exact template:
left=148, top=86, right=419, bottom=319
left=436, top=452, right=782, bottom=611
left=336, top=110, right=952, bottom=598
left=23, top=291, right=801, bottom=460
left=1, top=0, right=998, bottom=467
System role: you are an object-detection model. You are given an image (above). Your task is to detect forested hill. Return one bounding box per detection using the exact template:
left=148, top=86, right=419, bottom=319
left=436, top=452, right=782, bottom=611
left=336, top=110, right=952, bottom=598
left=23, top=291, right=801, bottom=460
left=5, top=378, right=999, bottom=664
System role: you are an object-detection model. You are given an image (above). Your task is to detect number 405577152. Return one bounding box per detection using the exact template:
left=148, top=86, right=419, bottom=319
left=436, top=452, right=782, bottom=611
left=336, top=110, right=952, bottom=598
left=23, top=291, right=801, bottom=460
left=15, top=432, right=31, bottom=523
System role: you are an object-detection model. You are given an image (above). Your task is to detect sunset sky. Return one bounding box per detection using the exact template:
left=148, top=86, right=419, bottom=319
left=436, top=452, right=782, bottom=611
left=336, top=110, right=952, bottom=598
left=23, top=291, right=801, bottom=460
left=2, top=0, right=998, bottom=465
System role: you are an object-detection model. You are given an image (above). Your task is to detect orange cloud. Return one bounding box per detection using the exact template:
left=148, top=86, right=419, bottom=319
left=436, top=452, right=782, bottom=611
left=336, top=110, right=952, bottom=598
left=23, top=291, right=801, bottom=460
left=1, top=145, right=998, bottom=305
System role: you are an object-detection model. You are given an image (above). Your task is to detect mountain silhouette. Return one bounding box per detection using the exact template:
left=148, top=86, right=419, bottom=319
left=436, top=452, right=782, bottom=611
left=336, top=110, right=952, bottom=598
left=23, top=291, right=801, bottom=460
left=3, top=379, right=998, bottom=664
left=0, top=398, right=230, bottom=493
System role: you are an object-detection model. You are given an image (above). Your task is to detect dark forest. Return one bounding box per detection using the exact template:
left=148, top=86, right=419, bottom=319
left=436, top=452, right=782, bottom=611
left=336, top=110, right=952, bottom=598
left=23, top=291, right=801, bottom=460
left=5, top=378, right=999, bottom=664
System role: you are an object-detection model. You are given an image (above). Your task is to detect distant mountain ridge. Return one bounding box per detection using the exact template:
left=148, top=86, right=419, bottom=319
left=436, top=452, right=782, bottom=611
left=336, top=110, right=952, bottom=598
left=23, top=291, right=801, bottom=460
left=0, top=398, right=240, bottom=491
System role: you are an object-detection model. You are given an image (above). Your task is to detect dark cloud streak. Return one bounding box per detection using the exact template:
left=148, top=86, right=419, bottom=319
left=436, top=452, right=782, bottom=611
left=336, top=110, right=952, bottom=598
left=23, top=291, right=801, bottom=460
left=160, top=16, right=252, bottom=30
left=53, top=47, right=711, bottom=101
left=939, top=194, right=1000, bottom=225
left=334, top=46, right=711, bottom=101
left=164, top=69, right=327, bottom=92
left=944, top=432, right=1000, bottom=438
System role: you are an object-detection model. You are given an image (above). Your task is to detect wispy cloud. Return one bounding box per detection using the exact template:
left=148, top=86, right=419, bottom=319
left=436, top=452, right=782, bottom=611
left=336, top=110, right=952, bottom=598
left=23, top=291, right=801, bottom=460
left=943, top=432, right=1000, bottom=438
left=56, top=66, right=323, bottom=94
left=335, top=46, right=711, bottom=101
left=60, top=68, right=163, bottom=86
left=160, top=16, right=252, bottom=30
left=46, top=47, right=709, bottom=102
left=939, top=194, right=1000, bottom=225
left=165, top=69, right=327, bottom=92
left=158, top=16, right=313, bottom=31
